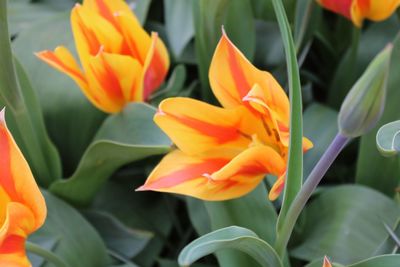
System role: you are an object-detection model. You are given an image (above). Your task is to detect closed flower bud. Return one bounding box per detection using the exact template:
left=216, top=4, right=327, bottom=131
left=338, top=44, right=392, bottom=138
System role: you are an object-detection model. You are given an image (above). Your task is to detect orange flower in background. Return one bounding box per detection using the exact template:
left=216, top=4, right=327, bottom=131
left=138, top=32, right=312, bottom=201
left=0, top=109, right=47, bottom=266
left=323, top=256, right=333, bottom=267
left=37, top=0, right=169, bottom=113
left=317, top=0, right=400, bottom=27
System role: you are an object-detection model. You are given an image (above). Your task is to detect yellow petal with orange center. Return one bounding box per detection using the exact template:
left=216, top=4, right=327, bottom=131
left=209, top=31, right=290, bottom=125
left=154, top=97, right=252, bottom=155
left=85, top=51, right=142, bottom=113
left=71, top=3, right=123, bottom=66
left=0, top=109, right=46, bottom=266
left=139, top=145, right=285, bottom=201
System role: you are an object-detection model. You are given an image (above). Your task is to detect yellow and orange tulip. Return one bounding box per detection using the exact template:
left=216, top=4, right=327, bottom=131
left=0, top=109, right=47, bottom=266
left=37, top=0, right=169, bottom=113
left=323, top=256, right=332, bottom=267
left=138, top=32, right=312, bottom=201
left=318, top=0, right=400, bottom=27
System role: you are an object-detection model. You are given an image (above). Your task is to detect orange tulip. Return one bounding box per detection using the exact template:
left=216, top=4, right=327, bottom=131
left=36, top=0, right=169, bottom=113
left=138, top=32, right=312, bottom=201
left=323, top=256, right=332, bottom=267
left=0, top=109, right=47, bottom=266
left=318, top=0, right=400, bottom=27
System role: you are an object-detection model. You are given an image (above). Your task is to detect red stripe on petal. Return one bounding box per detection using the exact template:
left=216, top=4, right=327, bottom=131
left=0, top=235, right=25, bottom=254
left=141, top=158, right=229, bottom=190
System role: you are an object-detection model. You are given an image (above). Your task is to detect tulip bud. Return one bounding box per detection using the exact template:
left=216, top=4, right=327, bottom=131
left=338, top=44, right=392, bottom=138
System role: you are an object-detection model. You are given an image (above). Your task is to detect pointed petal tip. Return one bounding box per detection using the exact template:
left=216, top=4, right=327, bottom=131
left=221, top=25, right=226, bottom=35
left=323, top=256, right=332, bottom=267
left=135, top=185, right=147, bottom=192
left=0, top=107, right=5, bottom=123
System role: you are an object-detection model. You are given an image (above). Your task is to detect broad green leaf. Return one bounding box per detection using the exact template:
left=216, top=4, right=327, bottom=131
left=356, top=32, right=400, bottom=196
left=30, top=191, right=110, bottom=267
left=271, top=0, right=304, bottom=240
left=158, top=258, right=215, bottom=267
left=13, top=13, right=106, bottom=177
left=1, top=1, right=61, bottom=186
left=376, top=120, right=400, bottom=157
left=373, top=219, right=400, bottom=255
left=164, top=0, right=194, bottom=57
left=186, top=198, right=211, bottom=236
left=178, top=226, right=283, bottom=267
left=7, top=0, right=73, bottom=35
left=49, top=103, right=171, bottom=206
left=303, top=104, right=338, bottom=177
left=291, top=185, right=400, bottom=265
left=83, top=210, right=153, bottom=259
left=193, top=0, right=255, bottom=101
left=348, top=255, right=400, bottom=267
left=92, top=181, right=175, bottom=267
left=204, top=184, right=278, bottom=267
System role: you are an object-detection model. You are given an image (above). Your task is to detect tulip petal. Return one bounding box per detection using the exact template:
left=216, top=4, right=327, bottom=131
left=209, top=31, right=290, bottom=122
left=139, top=146, right=284, bottom=201
left=85, top=51, right=142, bottom=113
left=71, top=3, right=123, bottom=65
left=142, top=32, right=170, bottom=100
left=351, top=0, right=400, bottom=27
left=154, top=97, right=253, bottom=155
left=103, top=1, right=152, bottom=65
left=317, top=0, right=353, bottom=19
left=269, top=173, right=286, bottom=201
left=0, top=109, right=46, bottom=266
left=323, top=256, right=333, bottom=267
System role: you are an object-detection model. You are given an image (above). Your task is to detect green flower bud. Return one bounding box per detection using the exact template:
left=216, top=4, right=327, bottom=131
left=338, top=44, right=392, bottom=138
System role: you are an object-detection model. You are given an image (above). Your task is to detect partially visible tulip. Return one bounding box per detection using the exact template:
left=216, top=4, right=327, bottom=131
left=0, top=108, right=47, bottom=266
left=317, top=0, right=400, bottom=27
left=323, top=256, right=332, bottom=267
left=138, top=32, right=313, bottom=201
left=37, top=0, right=169, bottom=113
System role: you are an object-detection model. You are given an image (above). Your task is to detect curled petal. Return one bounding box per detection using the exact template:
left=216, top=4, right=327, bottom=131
left=138, top=146, right=285, bottom=201
left=85, top=51, right=142, bottom=112
left=209, top=31, right=290, bottom=123
left=0, top=109, right=47, bottom=266
left=268, top=173, right=286, bottom=201
left=351, top=0, right=400, bottom=27
left=154, top=97, right=251, bottom=155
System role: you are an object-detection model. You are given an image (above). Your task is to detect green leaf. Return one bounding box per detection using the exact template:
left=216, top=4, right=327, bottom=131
left=1, top=1, right=61, bottom=186
left=178, top=226, right=283, bottom=267
left=347, top=255, right=400, bottom=267
left=164, top=0, right=194, bottom=57
left=271, top=0, right=304, bottom=239
left=291, top=185, right=400, bottom=265
left=30, top=191, right=110, bottom=267
left=373, top=219, right=400, bottom=255
left=7, top=0, right=73, bottom=35
left=204, top=184, right=278, bottom=267
left=376, top=120, right=400, bottom=157
left=49, top=103, right=171, bottom=206
left=186, top=198, right=211, bottom=236
left=83, top=210, right=153, bottom=259
left=192, top=0, right=255, bottom=101
left=294, top=0, right=319, bottom=52
left=128, top=0, right=152, bottom=25
left=92, top=181, right=175, bottom=267
left=356, top=32, right=400, bottom=196
left=13, top=12, right=106, bottom=177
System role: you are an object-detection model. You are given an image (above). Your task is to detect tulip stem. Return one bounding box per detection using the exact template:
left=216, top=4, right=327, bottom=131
left=26, top=241, right=68, bottom=267
left=275, top=133, right=350, bottom=257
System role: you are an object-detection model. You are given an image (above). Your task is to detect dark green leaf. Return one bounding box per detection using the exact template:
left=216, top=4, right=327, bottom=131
left=31, top=191, right=110, bottom=267
left=291, top=185, right=400, bottom=265
left=49, top=103, right=171, bottom=206
left=376, top=120, right=400, bottom=157
left=348, top=255, right=400, bottom=267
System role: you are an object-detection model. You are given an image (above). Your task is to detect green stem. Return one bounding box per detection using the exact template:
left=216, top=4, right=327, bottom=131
left=26, top=242, right=68, bottom=267
left=274, top=133, right=349, bottom=257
